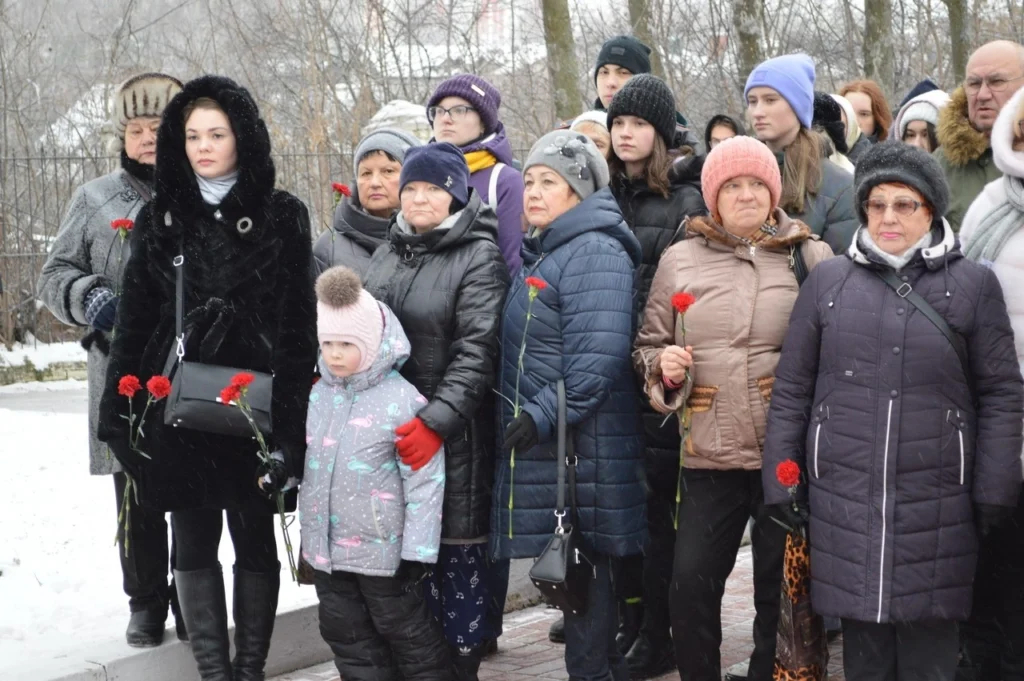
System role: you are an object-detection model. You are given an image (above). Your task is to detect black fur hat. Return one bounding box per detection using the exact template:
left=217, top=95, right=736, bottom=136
left=854, top=140, right=950, bottom=223
left=813, top=91, right=849, bottom=155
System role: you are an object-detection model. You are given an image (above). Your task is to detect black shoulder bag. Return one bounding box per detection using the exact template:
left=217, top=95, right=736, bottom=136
left=162, top=233, right=274, bottom=437
left=791, top=244, right=809, bottom=286
left=528, top=379, right=595, bottom=616
left=872, top=268, right=972, bottom=385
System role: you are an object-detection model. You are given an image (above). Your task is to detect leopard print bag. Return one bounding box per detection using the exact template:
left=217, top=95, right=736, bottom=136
left=773, top=532, right=828, bottom=680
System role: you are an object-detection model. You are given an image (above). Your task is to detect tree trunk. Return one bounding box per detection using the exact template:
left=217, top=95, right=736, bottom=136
left=943, top=0, right=969, bottom=80
left=863, top=0, right=894, bottom=98
left=732, top=0, right=764, bottom=91
left=540, top=0, right=583, bottom=121
left=627, top=0, right=665, bottom=78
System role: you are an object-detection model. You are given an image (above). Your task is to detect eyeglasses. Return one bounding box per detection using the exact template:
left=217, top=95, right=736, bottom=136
left=963, top=74, right=1024, bottom=95
left=863, top=198, right=924, bottom=218
left=427, top=105, right=477, bottom=123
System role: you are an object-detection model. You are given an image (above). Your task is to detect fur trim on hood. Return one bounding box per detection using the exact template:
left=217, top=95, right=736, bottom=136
left=991, top=86, right=1024, bottom=178
left=936, top=87, right=990, bottom=168
left=685, top=208, right=816, bottom=251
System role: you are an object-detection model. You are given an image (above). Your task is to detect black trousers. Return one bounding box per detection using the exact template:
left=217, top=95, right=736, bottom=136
left=843, top=618, right=958, bottom=681
left=565, top=552, right=629, bottom=681
left=314, top=567, right=453, bottom=681
left=670, top=468, right=786, bottom=681
left=171, top=507, right=278, bottom=573
left=639, top=455, right=679, bottom=642
left=114, top=471, right=173, bottom=612
left=961, top=484, right=1024, bottom=681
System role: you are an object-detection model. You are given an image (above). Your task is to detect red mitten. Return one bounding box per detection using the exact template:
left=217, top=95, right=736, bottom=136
left=395, top=417, right=443, bottom=471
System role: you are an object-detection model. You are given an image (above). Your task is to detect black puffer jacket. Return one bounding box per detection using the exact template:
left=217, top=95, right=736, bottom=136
left=312, top=196, right=391, bottom=276
left=613, top=154, right=708, bottom=459
left=763, top=221, right=1023, bottom=623
left=97, top=76, right=317, bottom=513
left=363, top=191, right=510, bottom=540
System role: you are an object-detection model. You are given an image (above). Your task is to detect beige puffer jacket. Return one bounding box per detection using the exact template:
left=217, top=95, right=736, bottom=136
left=633, top=210, right=834, bottom=470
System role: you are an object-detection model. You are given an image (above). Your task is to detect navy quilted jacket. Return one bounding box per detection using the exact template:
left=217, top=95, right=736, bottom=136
left=762, top=221, right=1023, bottom=623
left=490, top=188, right=647, bottom=560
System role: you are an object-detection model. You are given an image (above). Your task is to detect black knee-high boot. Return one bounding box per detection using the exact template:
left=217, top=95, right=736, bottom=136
left=175, top=565, right=233, bottom=681
left=451, top=644, right=484, bottom=681
left=232, top=567, right=280, bottom=681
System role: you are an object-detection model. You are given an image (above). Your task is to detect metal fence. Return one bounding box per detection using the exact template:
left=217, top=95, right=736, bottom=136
left=0, top=152, right=350, bottom=347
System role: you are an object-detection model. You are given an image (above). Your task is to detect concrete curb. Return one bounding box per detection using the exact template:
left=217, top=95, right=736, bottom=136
left=19, top=560, right=542, bottom=681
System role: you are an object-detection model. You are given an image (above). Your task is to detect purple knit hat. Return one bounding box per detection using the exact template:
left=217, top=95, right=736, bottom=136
left=427, top=74, right=502, bottom=136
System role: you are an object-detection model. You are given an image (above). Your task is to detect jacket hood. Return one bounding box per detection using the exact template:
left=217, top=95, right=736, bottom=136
left=891, top=89, right=951, bottom=142
left=525, top=187, right=642, bottom=267
left=991, top=86, right=1024, bottom=178
left=830, top=93, right=863, bottom=151
left=937, top=87, right=990, bottom=168
left=847, top=217, right=961, bottom=271
left=703, top=114, right=747, bottom=150
left=686, top=209, right=816, bottom=251
left=317, top=302, right=410, bottom=391
left=456, top=122, right=516, bottom=166
left=388, top=189, right=498, bottom=254
left=153, top=75, right=276, bottom=240
left=332, top=198, right=391, bottom=252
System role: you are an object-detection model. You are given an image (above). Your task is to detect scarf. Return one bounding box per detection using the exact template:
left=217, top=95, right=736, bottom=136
left=464, top=150, right=497, bottom=174
left=858, top=228, right=934, bottom=271
left=195, top=170, right=239, bottom=206
left=963, top=175, right=1024, bottom=263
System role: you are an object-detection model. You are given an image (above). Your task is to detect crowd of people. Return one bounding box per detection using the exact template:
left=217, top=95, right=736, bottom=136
left=35, top=32, right=1024, bottom=681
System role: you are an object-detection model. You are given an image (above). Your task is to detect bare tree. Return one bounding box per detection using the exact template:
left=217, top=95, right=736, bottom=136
left=541, top=0, right=584, bottom=120
left=864, top=0, right=895, bottom=96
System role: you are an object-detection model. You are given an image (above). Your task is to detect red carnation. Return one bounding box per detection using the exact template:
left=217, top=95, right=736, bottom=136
left=146, top=375, right=172, bottom=400
left=331, top=182, right=352, bottom=197
left=220, top=384, right=242, bottom=405
left=118, top=375, right=142, bottom=398
left=230, top=372, right=255, bottom=388
left=524, top=277, right=547, bottom=291
left=111, top=218, right=134, bottom=231
left=672, top=292, right=696, bottom=315
left=776, top=460, right=801, bottom=488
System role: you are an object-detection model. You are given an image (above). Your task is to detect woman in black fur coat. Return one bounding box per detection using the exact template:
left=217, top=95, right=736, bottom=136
left=98, top=76, right=317, bottom=681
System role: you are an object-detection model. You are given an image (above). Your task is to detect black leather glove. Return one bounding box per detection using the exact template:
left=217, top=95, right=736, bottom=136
left=503, top=411, right=539, bottom=454
left=767, top=500, right=810, bottom=533
left=256, top=451, right=289, bottom=496
left=84, top=287, right=118, bottom=333
left=395, top=560, right=430, bottom=588
left=974, top=503, right=1014, bottom=538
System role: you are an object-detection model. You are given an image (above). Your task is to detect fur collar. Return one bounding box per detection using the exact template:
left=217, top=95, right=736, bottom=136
left=151, top=75, right=276, bottom=242
left=937, top=87, right=990, bottom=168
left=686, top=209, right=815, bottom=251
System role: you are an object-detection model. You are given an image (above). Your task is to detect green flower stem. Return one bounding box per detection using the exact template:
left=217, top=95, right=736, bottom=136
left=674, top=313, right=690, bottom=530
left=508, top=287, right=539, bottom=539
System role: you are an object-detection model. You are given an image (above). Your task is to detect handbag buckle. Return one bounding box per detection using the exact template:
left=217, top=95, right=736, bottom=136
left=554, top=510, right=566, bottom=534
left=175, top=334, right=185, bottom=360
left=173, top=255, right=184, bottom=267
left=896, top=282, right=912, bottom=298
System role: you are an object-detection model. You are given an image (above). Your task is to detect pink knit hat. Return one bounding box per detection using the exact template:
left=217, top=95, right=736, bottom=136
left=700, top=136, right=782, bottom=222
left=315, top=267, right=383, bottom=374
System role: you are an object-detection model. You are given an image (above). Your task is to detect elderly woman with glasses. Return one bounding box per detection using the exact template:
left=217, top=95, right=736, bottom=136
left=762, top=140, right=1024, bottom=681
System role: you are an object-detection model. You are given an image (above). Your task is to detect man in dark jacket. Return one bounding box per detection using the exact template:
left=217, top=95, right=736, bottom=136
left=763, top=142, right=1023, bottom=680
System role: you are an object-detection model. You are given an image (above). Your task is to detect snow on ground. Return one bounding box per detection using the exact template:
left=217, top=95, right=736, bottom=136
left=0, top=378, right=85, bottom=394
left=0, top=335, right=86, bottom=369
left=0, top=390, right=318, bottom=669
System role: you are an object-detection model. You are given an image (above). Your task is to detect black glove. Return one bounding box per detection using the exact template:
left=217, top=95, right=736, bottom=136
left=395, top=560, right=430, bottom=589
left=503, top=412, right=539, bottom=454
left=256, top=451, right=289, bottom=496
left=767, top=500, right=809, bottom=533
left=974, top=503, right=1014, bottom=538
left=84, top=286, right=118, bottom=333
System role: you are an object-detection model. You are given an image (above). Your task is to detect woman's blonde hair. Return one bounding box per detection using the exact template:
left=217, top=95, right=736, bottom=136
left=779, top=128, right=824, bottom=215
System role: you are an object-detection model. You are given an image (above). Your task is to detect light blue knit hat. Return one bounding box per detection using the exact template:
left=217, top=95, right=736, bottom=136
left=744, top=54, right=816, bottom=129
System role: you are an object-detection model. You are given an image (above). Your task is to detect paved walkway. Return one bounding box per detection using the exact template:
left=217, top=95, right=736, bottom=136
left=270, top=547, right=846, bottom=681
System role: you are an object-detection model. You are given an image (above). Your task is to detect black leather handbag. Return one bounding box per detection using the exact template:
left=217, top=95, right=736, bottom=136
left=528, top=379, right=594, bottom=616
left=162, top=236, right=273, bottom=437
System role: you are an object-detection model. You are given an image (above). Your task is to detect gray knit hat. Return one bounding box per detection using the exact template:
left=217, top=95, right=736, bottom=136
left=523, top=130, right=610, bottom=201
left=354, top=127, right=422, bottom=168
left=606, top=74, right=678, bottom=147
left=854, top=140, right=950, bottom=223
left=108, top=72, right=183, bottom=152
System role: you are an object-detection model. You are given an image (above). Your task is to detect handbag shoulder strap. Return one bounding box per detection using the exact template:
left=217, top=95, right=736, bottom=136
left=791, top=243, right=809, bottom=286
left=872, top=268, right=971, bottom=383
left=555, top=379, right=580, bottom=527
left=162, top=220, right=187, bottom=376
left=488, top=163, right=505, bottom=212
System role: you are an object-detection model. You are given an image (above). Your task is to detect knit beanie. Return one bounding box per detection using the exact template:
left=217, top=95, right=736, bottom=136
left=399, top=142, right=470, bottom=207
left=893, top=90, right=951, bottom=140
left=813, top=91, right=849, bottom=154
left=108, top=72, right=183, bottom=153
left=700, top=136, right=782, bottom=222
left=524, top=130, right=610, bottom=201
left=606, top=74, right=678, bottom=148
left=316, top=267, right=384, bottom=374
left=854, top=140, right=950, bottom=224
left=571, top=110, right=610, bottom=132
left=744, top=54, right=816, bottom=129
left=594, top=35, right=652, bottom=83
left=899, top=78, right=941, bottom=109
left=427, top=74, right=502, bottom=136
left=354, top=127, right=422, bottom=167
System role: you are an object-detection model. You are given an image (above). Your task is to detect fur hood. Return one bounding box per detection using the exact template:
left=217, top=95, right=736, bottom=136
left=937, top=87, right=990, bottom=168
left=991, top=86, right=1024, bottom=178
left=152, top=75, right=276, bottom=241
left=686, top=209, right=817, bottom=252
left=891, top=89, right=951, bottom=142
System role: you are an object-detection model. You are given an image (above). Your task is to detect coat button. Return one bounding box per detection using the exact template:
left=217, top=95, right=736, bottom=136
left=891, top=390, right=899, bottom=398
left=901, top=275, right=909, bottom=282
left=897, top=308, right=905, bottom=315
left=893, top=347, right=901, bottom=354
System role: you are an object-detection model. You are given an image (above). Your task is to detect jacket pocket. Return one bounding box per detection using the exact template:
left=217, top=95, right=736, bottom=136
left=810, top=404, right=830, bottom=479
left=685, top=385, right=721, bottom=459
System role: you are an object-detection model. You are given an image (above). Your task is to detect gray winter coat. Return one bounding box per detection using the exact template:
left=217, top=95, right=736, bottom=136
left=312, top=197, right=391, bottom=277
left=299, top=303, right=445, bottom=577
left=762, top=220, right=1024, bottom=623
left=782, top=154, right=858, bottom=254
left=36, top=168, right=151, bottom=475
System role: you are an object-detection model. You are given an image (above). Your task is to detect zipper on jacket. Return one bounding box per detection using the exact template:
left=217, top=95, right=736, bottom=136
left=948, top=409, right=965, bottom=485
left=876, top=399, right=894, bottom=624
left=813, top=405, right=829, bottom=479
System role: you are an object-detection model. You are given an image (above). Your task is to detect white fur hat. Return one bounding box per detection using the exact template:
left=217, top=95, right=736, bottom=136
left=107, top=73, right=183, bottom=153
